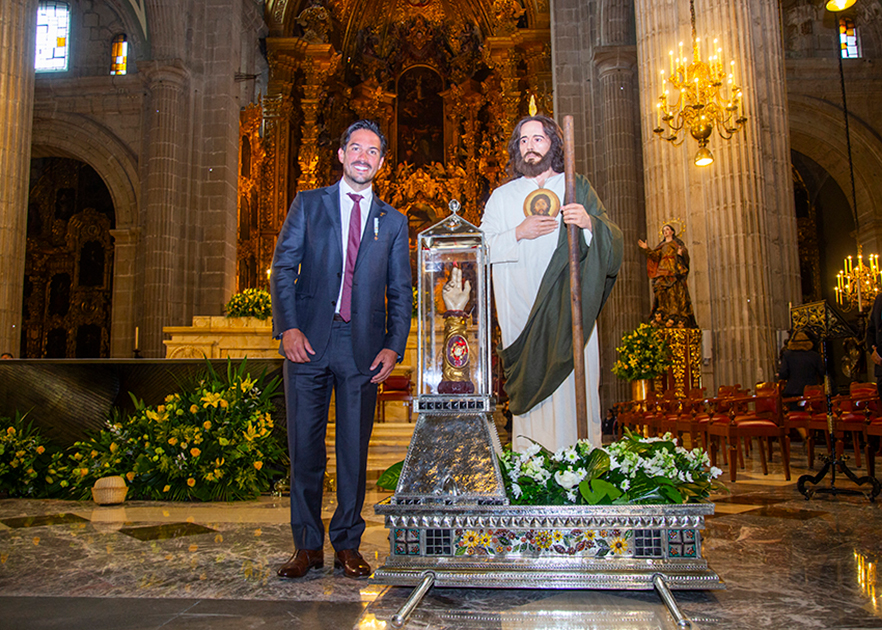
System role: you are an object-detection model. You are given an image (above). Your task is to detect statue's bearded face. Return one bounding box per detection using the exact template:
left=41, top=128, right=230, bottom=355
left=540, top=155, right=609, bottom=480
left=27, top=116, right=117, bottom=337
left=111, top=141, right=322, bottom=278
left=515, top=120, right=555, bottom=178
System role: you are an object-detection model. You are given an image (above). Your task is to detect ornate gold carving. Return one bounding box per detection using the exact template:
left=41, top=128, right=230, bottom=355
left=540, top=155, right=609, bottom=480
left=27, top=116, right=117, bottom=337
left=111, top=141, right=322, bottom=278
left=655, top=328, right=701, bottom=397
left=492, top=0, right=525, bottom=36
left=254, top=0, right=555, bottom=293
left=296, top=2, right=331, bottom=43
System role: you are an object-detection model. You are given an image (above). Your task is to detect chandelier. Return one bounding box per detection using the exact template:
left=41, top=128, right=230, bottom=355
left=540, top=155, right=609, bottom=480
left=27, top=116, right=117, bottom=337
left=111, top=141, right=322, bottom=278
left=829, top=0, right=878, bottom=312
left=652, top=0, right=747, bottom=166
left=835, top=245, right=881, bottom=312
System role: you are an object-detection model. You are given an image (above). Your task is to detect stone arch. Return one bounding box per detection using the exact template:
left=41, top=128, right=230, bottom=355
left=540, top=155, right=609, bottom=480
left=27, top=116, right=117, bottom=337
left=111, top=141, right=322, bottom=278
left=31, top=111, right=139, bottom=229
left=788, top=93, right=882, bottom=251
left=30, top=111, right=141, bottom=358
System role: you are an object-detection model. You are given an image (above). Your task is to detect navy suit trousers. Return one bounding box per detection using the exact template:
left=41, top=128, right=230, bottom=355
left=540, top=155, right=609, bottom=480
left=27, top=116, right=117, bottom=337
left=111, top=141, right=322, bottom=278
left=283, top=320, right=378, bottom=551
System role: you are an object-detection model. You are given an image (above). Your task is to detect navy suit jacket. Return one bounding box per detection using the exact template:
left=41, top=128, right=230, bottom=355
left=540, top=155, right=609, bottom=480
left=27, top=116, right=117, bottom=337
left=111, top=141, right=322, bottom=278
left=867, top=293, right=882, bottom=378
left=270, top=181, right=412, bottom=374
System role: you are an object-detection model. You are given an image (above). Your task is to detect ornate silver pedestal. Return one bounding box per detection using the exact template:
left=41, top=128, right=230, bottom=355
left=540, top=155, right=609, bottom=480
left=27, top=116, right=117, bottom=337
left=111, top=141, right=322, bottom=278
left=374, top=499, right=720, bottom=590
left=373, top=203, right=722, bottom=626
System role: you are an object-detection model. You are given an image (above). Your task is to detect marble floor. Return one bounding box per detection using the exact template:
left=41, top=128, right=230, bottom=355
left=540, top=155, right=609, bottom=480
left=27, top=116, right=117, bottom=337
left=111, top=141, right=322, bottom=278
left=1, top=443, right=881, bottom=630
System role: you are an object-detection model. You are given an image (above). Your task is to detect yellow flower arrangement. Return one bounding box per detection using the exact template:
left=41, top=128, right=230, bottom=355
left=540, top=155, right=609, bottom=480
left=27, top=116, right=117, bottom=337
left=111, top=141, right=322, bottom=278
left=611, top=323, right=673, bottom=381
left=60, top=359, right=284, bottom=502
left=224, top=288, right=272, bottom=320
left=0, top=412, right=64, bottom=498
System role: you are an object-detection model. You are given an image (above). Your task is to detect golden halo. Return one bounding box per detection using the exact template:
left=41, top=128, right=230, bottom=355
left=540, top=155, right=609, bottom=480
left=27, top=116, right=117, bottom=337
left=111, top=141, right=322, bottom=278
left=657, top=218, right=686, bottom=240
left=524, top=189, right=561, bottom=218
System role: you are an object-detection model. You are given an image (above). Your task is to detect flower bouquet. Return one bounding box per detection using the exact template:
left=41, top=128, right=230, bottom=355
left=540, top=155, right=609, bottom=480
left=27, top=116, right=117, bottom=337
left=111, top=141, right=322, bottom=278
left=64, top=359, right=284, bottom=501
left=224, top=288, right=272, bottom=320
left=0, top=412, right=66, bottom=498
left=611, top=322, right=672, bottom=381
left=499, top=430, right=724, bottom=506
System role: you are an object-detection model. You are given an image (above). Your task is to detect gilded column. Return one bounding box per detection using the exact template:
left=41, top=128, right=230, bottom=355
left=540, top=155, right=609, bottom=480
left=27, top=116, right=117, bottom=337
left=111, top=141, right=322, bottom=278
left=295, top=45, right=339, bottom=193
left=520, top=36, right=554, bottom=116
left=139, top=61, right=190, bottom=357
left=259, top=91, right=294, bottom=282
left=261, top=38, right=298, bottom=285
left=486, top=38, right=522, bottom=142
left=0, top=0, right=37, bottom=355
left=634, top=0, right=799, bottom=390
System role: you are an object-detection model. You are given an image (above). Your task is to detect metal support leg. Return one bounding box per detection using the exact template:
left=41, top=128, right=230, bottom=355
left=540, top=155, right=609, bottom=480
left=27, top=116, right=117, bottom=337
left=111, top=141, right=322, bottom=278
left=653, top=574, right=696, bottom=629
left=391, top=571, right=435, bottom=628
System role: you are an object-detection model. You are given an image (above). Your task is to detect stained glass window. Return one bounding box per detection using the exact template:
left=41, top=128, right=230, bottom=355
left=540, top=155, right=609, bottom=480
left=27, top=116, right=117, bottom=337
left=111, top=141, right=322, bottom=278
left=35, top=1, right=70, bottom=72
left=110, top=34, right=128, bottom=75
left=840, top=17, right=861, bottom=59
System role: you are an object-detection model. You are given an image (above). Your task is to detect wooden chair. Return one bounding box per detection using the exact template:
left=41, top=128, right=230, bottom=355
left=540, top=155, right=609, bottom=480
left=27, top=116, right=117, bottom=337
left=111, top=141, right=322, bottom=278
left=732, top=382, right=791, bottom=480
left=708, top=383, right=790, bottom=482
left=829, top=381, right=876, bottom=468
left=674, top=387, right=707, bottom=450
left=783, top=384, right=825, bottom=457
left=806, top=382, right=874, bottom=469
left=619, top=391, right=661, bottom=439
left=655, top=389, right=682, bottom=439
left=698, top=385, right=746, bottom=466
left=376, top=374, right=413, bottom=422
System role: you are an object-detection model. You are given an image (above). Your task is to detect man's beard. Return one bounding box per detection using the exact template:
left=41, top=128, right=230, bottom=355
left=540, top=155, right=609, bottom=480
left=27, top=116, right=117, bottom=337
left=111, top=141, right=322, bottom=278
left=515, top=149, right=555, bottom=178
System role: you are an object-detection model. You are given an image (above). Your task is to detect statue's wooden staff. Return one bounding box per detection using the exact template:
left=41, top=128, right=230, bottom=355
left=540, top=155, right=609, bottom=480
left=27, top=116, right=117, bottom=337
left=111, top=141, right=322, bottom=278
left=563, top=115, right=589, bottom=440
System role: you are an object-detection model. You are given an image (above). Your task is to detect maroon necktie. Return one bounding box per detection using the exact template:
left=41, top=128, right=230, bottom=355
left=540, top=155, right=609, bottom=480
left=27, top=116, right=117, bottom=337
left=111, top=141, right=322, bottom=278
left=339, top=193, right=363, bottom=322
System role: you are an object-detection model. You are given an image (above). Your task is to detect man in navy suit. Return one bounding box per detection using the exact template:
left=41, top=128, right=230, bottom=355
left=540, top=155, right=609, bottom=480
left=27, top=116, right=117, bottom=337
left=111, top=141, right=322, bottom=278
left=270, top=120, right=412, bottom=579
left=867, top=293, right=882, bottom=399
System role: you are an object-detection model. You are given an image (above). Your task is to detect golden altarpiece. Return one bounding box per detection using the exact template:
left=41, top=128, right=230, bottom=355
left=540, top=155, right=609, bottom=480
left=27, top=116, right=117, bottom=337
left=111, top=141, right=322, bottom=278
left=237, top=0, right=554, bottom=291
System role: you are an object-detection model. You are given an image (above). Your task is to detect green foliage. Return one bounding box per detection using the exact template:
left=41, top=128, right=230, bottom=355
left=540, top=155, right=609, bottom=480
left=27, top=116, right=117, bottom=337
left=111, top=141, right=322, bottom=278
left=499, top=430, right=725, bottom=506
left=611, top=323, right=673, bottom=381
left=0, top=412, right=68, bottom=497
left=63, top=359, right=284, bottom=501
left=377, top=461, right=403, bottom=491
left=224, top=288, right=272, bottom=320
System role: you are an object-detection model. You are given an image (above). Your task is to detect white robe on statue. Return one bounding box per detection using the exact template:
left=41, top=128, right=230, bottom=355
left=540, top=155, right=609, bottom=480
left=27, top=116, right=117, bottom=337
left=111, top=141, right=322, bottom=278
left=481, top=172, right=602, bottom=452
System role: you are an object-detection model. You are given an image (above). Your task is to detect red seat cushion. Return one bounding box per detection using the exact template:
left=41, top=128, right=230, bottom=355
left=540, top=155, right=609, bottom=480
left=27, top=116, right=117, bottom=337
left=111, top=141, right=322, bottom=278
left=381, top=375, right=411, bottom=392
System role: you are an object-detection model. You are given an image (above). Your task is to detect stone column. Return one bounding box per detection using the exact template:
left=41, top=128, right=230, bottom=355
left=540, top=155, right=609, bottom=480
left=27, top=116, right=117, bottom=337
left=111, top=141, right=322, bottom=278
left=635, top=0, right=800, bottom=389
left=0, top=0, right=37, bottom=356
left=594, top=45, right=649, bottom=411
left=139, top=62, right=190, bottom=357
left=108, top=228, right=141, bottom=357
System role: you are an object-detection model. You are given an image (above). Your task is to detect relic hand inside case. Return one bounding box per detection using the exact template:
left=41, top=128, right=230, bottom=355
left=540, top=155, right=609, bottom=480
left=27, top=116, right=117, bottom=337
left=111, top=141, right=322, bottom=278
left=438, top=266, right=474, bottom=394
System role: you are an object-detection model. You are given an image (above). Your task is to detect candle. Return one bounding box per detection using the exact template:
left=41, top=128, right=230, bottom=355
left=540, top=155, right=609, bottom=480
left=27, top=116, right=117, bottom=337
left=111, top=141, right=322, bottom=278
left=134, top=326, right=139, bottom=350
left=669, top=50, right=675, bottom=75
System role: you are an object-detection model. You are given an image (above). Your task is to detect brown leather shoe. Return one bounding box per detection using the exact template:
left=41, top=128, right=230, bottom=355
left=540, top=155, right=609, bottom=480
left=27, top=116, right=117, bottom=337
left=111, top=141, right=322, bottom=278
left=277, top=549, right=323, bottom=579
left=334, top=549, right=371, bottom=579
